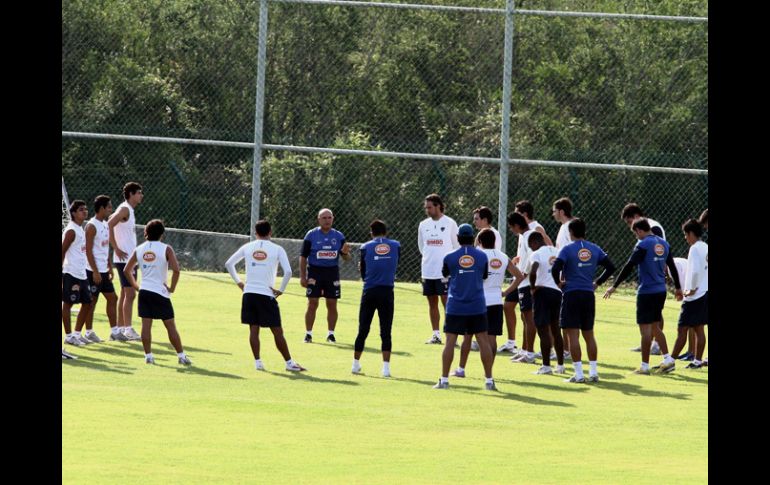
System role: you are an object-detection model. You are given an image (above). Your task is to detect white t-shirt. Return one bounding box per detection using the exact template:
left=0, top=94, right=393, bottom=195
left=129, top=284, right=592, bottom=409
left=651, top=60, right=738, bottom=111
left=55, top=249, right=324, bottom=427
left=671, top=257, right=687, bottom=288
left=112, top=201, right=137, bottom=263
left=86, top=217, right=110, bottom=273
left=556, top=220, right=573, bottom=250
left=684, top=241, right=708, bottom=301
left=225, top=239, right=292, bottom=297
left=516, top=229, right=535, bottom=288
left=134, top=241, right=170, bottom=298
left=527, top=245, right=561, bottom=292
left=418, top=215, right=459, bottom=279
left=62, top=221, right=87, bottom=280
left=647, top=217, right=666, bottom=240
left=475, top=227, right=502, bottom=251
left=481, top=248, right=509, bottom=306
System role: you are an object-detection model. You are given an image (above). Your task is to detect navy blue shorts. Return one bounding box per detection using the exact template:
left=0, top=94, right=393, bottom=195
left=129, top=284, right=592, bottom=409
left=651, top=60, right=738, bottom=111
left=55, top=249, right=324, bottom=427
left=62, top=273, right=93, bottom=305
left=306, top=266, right=341, bottom=299
left=560, top=290, right=595, bottom=331
left=518, top=287, right=533, bottom=311
left=533, top=287, right=562, bottom=327
left=504, top=289, right=519, bottom=304
left=422, top=278, right=448, bottom=296
left=115, top=262, right=137, bottom=289
left=444, top=313, right=488, bottom=335
left=486, top=305, right=504, bottom=336
left=637, top=292, right=667, bottom=325
left=241, top=293, right=282, bottom=327
left=87, top=270, right=116, bottom=296
left=678, top=292, right=708, bottom=327
left=138, top=289, right=174, bottom=321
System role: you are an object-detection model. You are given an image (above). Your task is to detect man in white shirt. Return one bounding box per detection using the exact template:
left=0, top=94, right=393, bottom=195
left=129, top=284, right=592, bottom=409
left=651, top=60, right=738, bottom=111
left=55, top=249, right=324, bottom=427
left=225, top=220, right=306, bottom=372
left=418, top=194, right=459, bottom=344
left=508, top=212, right=538, bottom=364
left=552, top=197, right=576, bottom=358
left=62, top=200, right=94, bottom=351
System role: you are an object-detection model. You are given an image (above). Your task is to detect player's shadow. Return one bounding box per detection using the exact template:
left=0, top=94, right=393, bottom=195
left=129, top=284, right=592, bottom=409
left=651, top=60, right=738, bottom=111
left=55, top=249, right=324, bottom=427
left=264, top=370, right=360, bottom=386
left=454, top=387, right=575, bottom=407
left=80, top=344, right=147, bottom=359
left=501, top=378, right=590, bottom=393
left=61, top=355, right=135, bottom=375
left=315, top=341, right=412, bottom=357
left=173, top=366, right=246, bottom=380
left=652, top=372, right=709, bottom=384
left=594, top=379, right=693, bottom=400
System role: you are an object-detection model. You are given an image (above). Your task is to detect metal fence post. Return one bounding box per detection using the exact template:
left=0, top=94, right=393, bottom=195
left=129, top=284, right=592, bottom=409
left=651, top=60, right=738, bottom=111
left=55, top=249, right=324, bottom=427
left=251, top=0, right=270, bottom=240
left=498, top=0, right=514, bottom=249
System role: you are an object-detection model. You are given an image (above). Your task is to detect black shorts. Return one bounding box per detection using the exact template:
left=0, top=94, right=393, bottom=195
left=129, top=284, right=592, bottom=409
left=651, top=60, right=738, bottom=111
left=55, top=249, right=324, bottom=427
left=637, top=292, right=667, bottom=325
left=422, top=278, right=448, bottom=296
left=533, top=287, right=562, bottom=327
left=306, top=266, right=341, bottom=299
left=62, top=273, right=93, bottom=305
left=115, top=262, right=137, bottom=289
left=518, top=287, right=533, bottom=311
left=138, top=290, right=175, bottom=321
left=87, top=270, right=115, bottom=296
left=241, top=293, right=282, bottom=327
left=504, top=290, right=519, bottom=304
left=678, top=292, right=708, bottom=327
left=486, top=305, right=504, bottom=336
left=444, top=313, right=488, bottom=335
left=560, top=290, right=595, bottom=331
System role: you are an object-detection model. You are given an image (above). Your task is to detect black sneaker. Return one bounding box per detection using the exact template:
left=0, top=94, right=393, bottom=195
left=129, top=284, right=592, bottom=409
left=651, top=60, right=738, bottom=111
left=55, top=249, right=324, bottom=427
left=304, top=333, right=312, bottom=343
left=326, top=334, right=336, bottom=343
left=677, top=352, right=695, bottom=361
left=686, top=362, right=703, bottom=369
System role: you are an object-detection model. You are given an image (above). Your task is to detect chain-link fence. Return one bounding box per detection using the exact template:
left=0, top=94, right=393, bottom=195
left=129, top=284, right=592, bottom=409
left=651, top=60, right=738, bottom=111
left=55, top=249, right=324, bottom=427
left=62, top=0, right=707, bottom=281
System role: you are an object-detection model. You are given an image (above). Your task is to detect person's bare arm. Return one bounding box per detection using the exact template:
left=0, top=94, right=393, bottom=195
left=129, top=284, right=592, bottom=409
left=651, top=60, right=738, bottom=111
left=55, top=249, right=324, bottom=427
left=123, top=252, right=140, bottom=291
left=108, top=206, right=130, bottom=260
left=85, top=223, right=102, bottom=284
left=166, top=246, right=180, bottom=293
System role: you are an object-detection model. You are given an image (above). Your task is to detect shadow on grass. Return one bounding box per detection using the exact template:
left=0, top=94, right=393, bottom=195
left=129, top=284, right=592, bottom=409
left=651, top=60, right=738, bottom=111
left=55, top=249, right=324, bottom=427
left=592, top=378, right=693, bottom=399
left=61, top=354, right=135, bottom=375
left=173, top=366, right=246, bottom=380
left=264, top=370, right=360, bottom=386
left=313, top=341, right=412, bottom=357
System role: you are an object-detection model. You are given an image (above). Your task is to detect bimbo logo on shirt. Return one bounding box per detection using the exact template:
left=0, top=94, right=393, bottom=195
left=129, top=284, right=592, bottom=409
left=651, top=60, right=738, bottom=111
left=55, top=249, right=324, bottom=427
left=490, top=258, right=503, bottom=269
left=253, top=250, right=268, bottom=261
left=459, top=255, right=475, bottom=268
left=375, top=244, right=390, bottom=255
left=143, top=251, right=157, bottom=262
left=427, top=239, right=444, bottom=246
left=578, top=249, right=592, bottom=262
left=654, top=244, right=665, bottom=257
left=317, top=250, right=338, bottom=259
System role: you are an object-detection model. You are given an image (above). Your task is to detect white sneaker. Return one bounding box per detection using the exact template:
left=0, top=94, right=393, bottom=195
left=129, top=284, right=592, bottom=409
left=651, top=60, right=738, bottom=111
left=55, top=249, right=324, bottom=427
left=382, top=367, right=391, bottom=378
left=511, top=353, right=535, bottom=364
left=587, top=374, right=600, bottom=383
left=650, top=341, right=662, bottom=355
left=555, top=365, right=566, bottom=374
left=286, top=362, right=307, bottom=372
left=470, top=341, right=480, bottom=351
left=563, top=351, right=572, bottom=360
left=123, top=327, right=142, bottom=341
left=564, top=375, right=586, bottom=383
left=64, top=335, right=85, bottom=347
left=497, top=342, right=517, bottom=353
left=352, top=362, right=362, bottom=374
left=75, top=334, right=91, bottom=345
left=145, top=355, right=155, bottom=365
left=534, top=365, right=553, bottom=375
left=61, top=348, right=77, bottom=360
left=85, top=331, right=102, bottom=343
left=178, top=355, right=192, bottom=366
left=110, top=331, right=129, bottom=342
left=425, top=335, right=442, bottom=345
left=255, top=361, right=265, bottom=371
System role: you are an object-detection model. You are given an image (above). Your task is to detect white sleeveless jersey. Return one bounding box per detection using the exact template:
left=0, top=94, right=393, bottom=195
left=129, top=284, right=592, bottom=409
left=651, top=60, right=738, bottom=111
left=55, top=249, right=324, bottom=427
left=62, top=221, right=87, bottom=279
left=225, top=239, right=292, bottom=297
left=418, top=215, right=459, bottom=279
left=516, top=229, right=535, bottom=288
left=134, top=241, right=170, bottom=298
left=112, top=201, right=137, bottom=263
left=482, top=248, right=509, bottom=306
left=527, top=245, right=561, bottom=292
left=86, top=217, right=110, bottom=273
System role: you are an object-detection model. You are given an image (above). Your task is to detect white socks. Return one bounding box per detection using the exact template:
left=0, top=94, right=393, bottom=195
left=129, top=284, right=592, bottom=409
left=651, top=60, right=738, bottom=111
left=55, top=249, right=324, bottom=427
left=589, top=361, right=598, bottom=376
left=573, top=361, right=584, bottom=379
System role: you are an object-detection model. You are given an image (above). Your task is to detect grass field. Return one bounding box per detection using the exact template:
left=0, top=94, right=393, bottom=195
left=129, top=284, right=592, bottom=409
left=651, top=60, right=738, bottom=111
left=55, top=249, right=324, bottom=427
left=62, top=271, right=708, bottom=484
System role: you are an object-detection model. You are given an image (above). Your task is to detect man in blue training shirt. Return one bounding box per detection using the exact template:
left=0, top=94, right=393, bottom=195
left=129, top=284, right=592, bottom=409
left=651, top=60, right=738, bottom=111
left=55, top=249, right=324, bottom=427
left=551, top=218, right=616, bottom=383
left=352, top=220, right=400, bottom=378
left=604, top=218, right=683, bottom=375
left=433, top=224, right=497, bottom=391
left=299, top=208, right=352, bottom=343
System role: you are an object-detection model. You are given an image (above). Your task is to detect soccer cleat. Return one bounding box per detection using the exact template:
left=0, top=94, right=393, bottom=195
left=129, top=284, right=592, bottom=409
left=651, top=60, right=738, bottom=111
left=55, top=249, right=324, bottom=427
left=64, top=335, right=85, bottom=347
left=470, top=341, right=479, bottom=351
left=686, top=362, right=703, bottom=369
left=425, top=335, right=442, bottom=345
left=564, top=375, right=586, bottom=383
left=85, top=332, right=102, bottom=343
left=654, top=361, right=675, bottom=374
left=76, top=334, right=92, bottom=345
left=286, top=362, right=306, bottom=372
left=497, top=342, right=514, bottom=353
left=563, top=351, right=572, bottom=361
left=381, top=367, right=391, bottom=378
left=178, top=355, right=192, bottom=366
left=650, top=342, right=662, bottom=355
left=633, top=367, right=651, bottom=375
left=326, top=334, right=336, bottom=343
left=702, top=358, right=708, bottom=367
left=555, top=365, right=566, bottom=374
left=145, top=355, right=155, bottom=365
left=587, top=374, right=600, bottom=383
left=534, top=366, right=553, bottom=375
left=534, top=351, right=556, bottom=360
left=677, top=352, right=695, bottom=361
left=123, top=327, right=142, bottom=341
left=484, top=381, right=498, bottom=391
left=110, top=331, right=129, bottom=342
left=61, top=348, right=77, bottom=360
left=511, top=353, right=535, bottom=364
left=304, top=333, right=312, bottom=343
left=450, top=368, right=466, bottom=378
left=351, top=362, right=362, bottom=374
left=255, top=361, right=265, bottom=371
left=432, top=380, right=449, bottom=389
left=630, top=345, right=642, bottom=352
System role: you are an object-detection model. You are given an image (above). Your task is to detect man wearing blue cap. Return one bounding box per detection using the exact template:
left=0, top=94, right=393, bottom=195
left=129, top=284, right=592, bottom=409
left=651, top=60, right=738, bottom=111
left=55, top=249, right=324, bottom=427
left=433, top=224, right=496, bottom=390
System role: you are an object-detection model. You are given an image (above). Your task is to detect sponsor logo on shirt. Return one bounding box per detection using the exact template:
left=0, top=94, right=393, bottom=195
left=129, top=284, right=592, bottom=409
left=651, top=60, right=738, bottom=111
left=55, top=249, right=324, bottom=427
left=578, top=249, right=592, bottom=262
left=375, top=244, right=390, bottom=255
left=459, top=255, right=475, bottom=268
left=317, top=250, right=338, bottom=259
left=143, top=251, right=157, bottom=262
left=490, top=258, right=503, bottom=269
left=253, top=250, right=268, bottom=261
left=426, top=239, right=444, bottom=246
left=654, top=244, right=665, bottom=257
left=548, top=256, right=557, bottom=265
left=101, top=240, right=109, bottom=247
left=80, top=245, right=86, bottom=252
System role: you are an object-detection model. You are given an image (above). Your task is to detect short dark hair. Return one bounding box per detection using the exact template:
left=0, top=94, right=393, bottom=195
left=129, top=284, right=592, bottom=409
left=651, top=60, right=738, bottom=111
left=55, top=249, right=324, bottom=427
left=527, top=231, right=545, bottom=248
left=69, top=200, right=86, bottom=218
left=507, top=211, right=528, bottom=231
left=144, top=219, right=165, bottom=241
left=255, top=220, right=271, bottom=237
left=477, top=228, right=496, bottom=249
left=621, top=203, right=644, bottom=220
left=514, top=200, right=534, bottom=220
left=94, top=195, right=111, bottom=213
left=370, top=219, right=387, bottom=236
left=698, top=208, right=708, bottom=226
left=682, top=218, right=703, bottom=238
left=424, top=193, right=444, bottom=212
left=457, top=234, right=475, bottom=246
left=473, top=206, right=493, bottom=225
left=632, top=218, right=651, bottom=232
left=568, top=218, right=586, bottom=239
left=123, top=182, right=143, bottom=200
left=553, top=197, right=573, bottom=218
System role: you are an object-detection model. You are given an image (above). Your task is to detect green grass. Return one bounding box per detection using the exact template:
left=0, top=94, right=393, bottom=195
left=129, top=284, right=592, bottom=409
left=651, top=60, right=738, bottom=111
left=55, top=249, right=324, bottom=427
left=62, top=271, right=707, bottom=484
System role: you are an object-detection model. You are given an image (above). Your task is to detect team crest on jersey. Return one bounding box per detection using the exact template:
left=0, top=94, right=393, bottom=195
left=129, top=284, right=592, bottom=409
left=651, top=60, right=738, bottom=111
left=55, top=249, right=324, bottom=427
left=489, top=258, right=503, bottom=269
left=440, top=227, right=445, bottom=231
left=375, top=244, right=390, bottom=255
left=331, top=239, right=337, bottom=245
left=548, top=256, right=557, bottom=265
left=459, top=255, right=475, bottom=268
left=578, top=249, right=592, bottom=262
left=143, top=251, right=157, bottom=262
left=654, top=244, right=665, bottom=257
left=253, top=250, right=268, bottom=261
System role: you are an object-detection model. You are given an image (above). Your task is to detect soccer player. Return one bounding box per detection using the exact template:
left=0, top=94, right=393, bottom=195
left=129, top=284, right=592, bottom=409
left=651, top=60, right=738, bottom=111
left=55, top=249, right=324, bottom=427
left=123, top=220, right=191, bottom=366
left=108, top=182, right=144, bottom=341
left=551, top=218, right=616, bottom=383
left=527, top=231, right=565, bottom=375
left=418, top=194, right=459, bottom=344
left=508, top=212, right=538, bottom=364
left=62, top=200, right=94, bottom=348
left=77, top=195, right=122, bottom=343
left=352, top=220, right=400, bottom=377
left=472, top=206, right=502, bottom=250
left=669, top=219, right=708, bottom=369
left=669, top=257, right=696, bottom=361
left=225, top=220, right=306, bottom=372
left=433, top=224, right=496, bottom=390
left=299, top=208, right=352, bottom=343
left=604, top=218, right=682, bottom=375
left=514, top=200, right=554, bottom=247
left=552, top=197, right=576, bottom=359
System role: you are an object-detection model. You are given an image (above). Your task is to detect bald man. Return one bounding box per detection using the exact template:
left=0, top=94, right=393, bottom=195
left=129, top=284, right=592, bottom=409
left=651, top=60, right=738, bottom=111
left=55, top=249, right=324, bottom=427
left=299, top=209, right=352, bottom=343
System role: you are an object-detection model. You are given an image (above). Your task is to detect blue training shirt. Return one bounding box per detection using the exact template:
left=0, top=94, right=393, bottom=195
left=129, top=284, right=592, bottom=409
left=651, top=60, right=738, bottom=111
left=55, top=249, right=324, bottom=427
left=630, top=235, right=670, bottom=294
left=556, top=240, right=609, bottom=293
left=442, top=246, right=488, bottom=315
left=301, top=227, right=346, bottom=268
left=360, top=237, right=401, bottom=290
